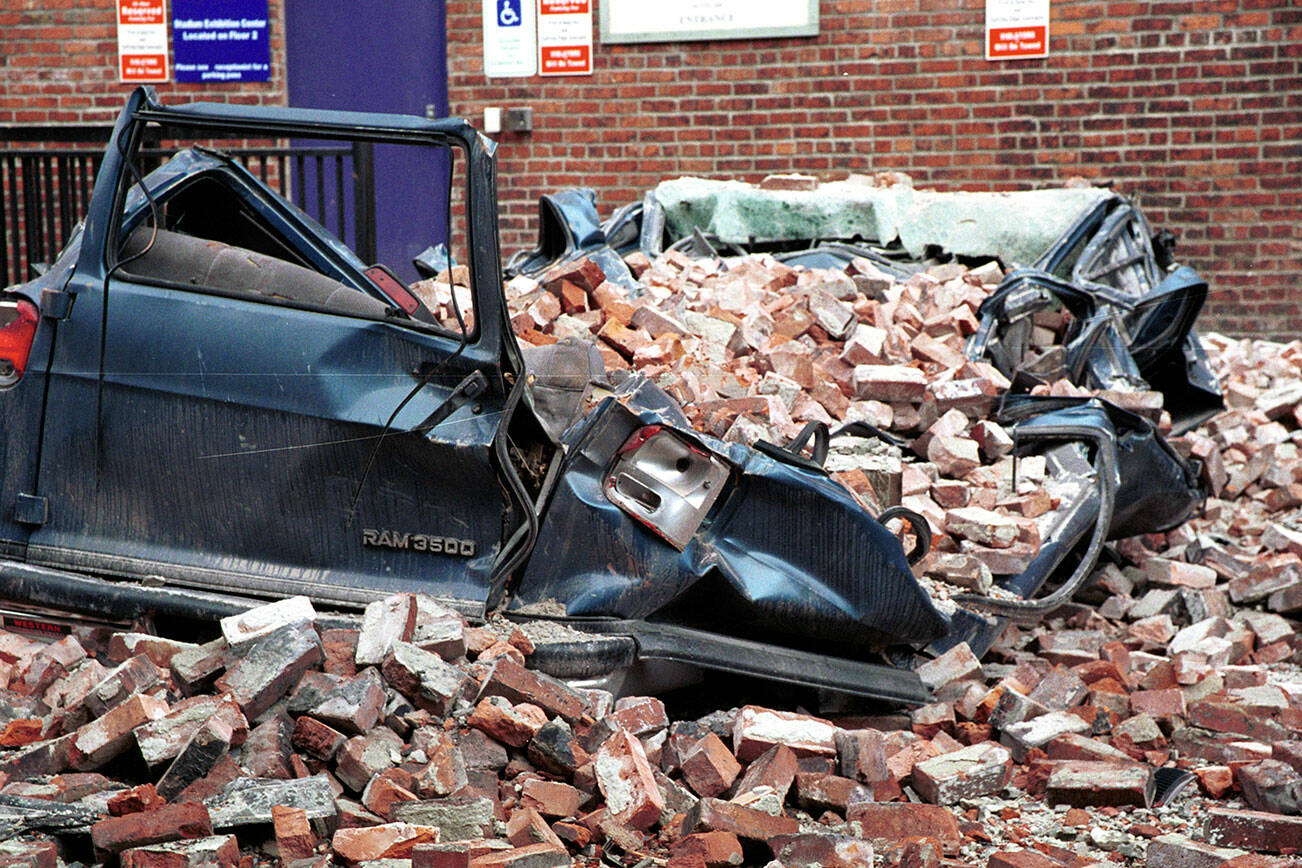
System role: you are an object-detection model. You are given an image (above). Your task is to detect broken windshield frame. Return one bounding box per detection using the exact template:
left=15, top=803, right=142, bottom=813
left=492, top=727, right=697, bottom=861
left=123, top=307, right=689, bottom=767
left=78, top=88, right=514, bottom=365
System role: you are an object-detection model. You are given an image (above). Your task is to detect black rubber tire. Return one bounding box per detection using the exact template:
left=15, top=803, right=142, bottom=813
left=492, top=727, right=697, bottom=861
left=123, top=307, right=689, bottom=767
left=526, top=635, right=637, bottom=679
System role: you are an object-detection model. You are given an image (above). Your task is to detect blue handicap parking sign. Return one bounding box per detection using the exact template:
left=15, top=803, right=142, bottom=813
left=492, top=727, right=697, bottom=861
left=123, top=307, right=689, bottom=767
left=497, top=0, right=521, bottom=26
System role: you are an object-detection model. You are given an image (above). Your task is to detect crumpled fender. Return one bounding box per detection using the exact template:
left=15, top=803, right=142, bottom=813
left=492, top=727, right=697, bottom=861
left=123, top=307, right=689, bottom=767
left=510, top=378, right=950, bottom=652
left=936, top=395, right=1204, bottom=649
left=997, top=394, right=1205, bottom=539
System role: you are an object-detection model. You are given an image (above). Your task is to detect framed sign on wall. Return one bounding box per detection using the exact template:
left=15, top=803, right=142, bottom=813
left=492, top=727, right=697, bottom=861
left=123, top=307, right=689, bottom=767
left=172, top=0, right=272, bottom=82
left=599, top=0, right=819, bottom=44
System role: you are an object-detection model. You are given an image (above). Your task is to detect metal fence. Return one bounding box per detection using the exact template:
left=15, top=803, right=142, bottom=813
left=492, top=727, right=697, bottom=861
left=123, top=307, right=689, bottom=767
left=0, top=125, right=376, bottom=287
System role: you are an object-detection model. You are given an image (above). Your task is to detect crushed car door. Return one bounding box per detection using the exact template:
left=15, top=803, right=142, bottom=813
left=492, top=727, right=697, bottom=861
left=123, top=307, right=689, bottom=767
left=26, top=91, right=518, bottom=614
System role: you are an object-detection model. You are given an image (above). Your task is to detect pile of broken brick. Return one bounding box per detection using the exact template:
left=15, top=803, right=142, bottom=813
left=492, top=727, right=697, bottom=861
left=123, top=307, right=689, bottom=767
left=0, top=248, right=1301, bottom=868
left=507, top=249, right=1097, bottom=593
left=1, top=582, right=1300, bottom=868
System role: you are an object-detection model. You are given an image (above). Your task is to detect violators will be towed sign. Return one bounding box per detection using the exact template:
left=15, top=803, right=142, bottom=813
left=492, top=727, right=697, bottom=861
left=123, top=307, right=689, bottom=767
left=986, top=0, right=1049, bottom=60
left=173, top=0, right=271, bottom=82
left=538, top=0, right=592, bottom=76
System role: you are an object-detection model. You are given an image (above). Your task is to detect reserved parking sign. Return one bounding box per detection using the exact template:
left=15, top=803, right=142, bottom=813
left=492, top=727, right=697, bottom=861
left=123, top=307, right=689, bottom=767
left=117, top=0, right=169, bottom=82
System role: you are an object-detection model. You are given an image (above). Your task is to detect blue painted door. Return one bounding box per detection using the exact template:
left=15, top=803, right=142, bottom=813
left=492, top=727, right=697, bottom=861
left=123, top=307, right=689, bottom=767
left=285, top=0, right=450, bottom=281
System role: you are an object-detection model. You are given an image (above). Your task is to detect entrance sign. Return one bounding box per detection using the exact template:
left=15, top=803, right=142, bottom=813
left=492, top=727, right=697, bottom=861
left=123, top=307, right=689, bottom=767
left=173, top=0, right=272, bottom=82
left=538, top=0, right=592, bottom=76
left=483, top=0, right=537, bottom=77
left=117, top=0, right=169, bottom=83
left=600, top=0, right=818, bottom=44
left=986, top=0, right=1049, bottom=60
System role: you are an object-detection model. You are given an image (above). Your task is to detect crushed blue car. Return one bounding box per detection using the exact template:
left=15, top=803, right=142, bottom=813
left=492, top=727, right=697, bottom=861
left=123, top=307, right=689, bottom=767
left=0, top=90, right=1206, bottom=706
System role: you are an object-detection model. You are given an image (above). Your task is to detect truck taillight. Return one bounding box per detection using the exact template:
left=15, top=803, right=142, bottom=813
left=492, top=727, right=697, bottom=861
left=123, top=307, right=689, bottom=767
left=0, top=299, right=38, bottom=386
left=605, top=425, right=730, bottom=550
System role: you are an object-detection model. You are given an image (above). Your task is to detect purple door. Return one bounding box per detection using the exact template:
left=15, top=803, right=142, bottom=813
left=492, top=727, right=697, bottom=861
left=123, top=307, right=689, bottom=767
left=286, top=0, right=449, bottom=280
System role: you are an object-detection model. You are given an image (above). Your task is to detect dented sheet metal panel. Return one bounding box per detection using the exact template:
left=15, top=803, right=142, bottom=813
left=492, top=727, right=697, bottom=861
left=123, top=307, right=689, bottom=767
left=30, top=277, right=505, bottom=607
left=511, top=378, right=950, bottom=655
left=503, top=188, right=639, bottom=291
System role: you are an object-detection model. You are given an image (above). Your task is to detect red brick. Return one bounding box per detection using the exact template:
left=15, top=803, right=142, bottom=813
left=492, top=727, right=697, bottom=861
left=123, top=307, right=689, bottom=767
left=1130, top=688, right=1187, bottom=720
left=594, top=729, right=663, bottom=830
left=467, top=696, right=548, bottom=748
left=834, top=730, right=889, bottom=784
left=1145, top=832, right=1243, bottom=868
left=331, top=823, right=440, bottom=864
left=1234, top=760, right=1302, bottom=815
left=414, top=735, right=468, bottom=798
left=272, top=805, right=318, bottom=863
left=1204, top=806, right=1302, bottom=852
left=0, top=838, right=58, bottom=868
left=732, top=705, right=838, bottom=763
left=505, top=805, right=565, bottom=851
left=543, top=257, right=605, bottom=294
left=793, top=772, right=867, bottom=814
left=1044, top=761, right=1150, bottom=808
left=381, top=642, right=471, bottom=717
left=291, top=716, right=346, bottom=761
left=335, top=730, right=403, bottom=793
left=91, top=802, right=214, bottom=857
left=361, top=770, right=418, bottom=821
left=119, top=835, right=239, bottom=868
left=478, top=657, right=588, bottom=724
left=852, top=365, right=927, bottom=403
left=986, top=851, right=1061, bottom=868
left=733, top=743, right=798, bottom=801
left=237, top=715, right=292, bottom=781
left=70, top=692, right=170, bottom=770
left=0, top=718, right=44, bottom=748
left=683, top=798, right=799, bottom=843
left=610, top=696, right=669, bottom=736
left=519, top=779, right=582, bottom=819
left=1195, top=765, right=1235, bottom=798
left=680, top=733, right=742, bottom=798
left=846, top=802, right=960, bottom=850
left=914, top=642, right=982, bottom=692
left=213, top=622, right=323, bottom=720
left=669, top=831, right=743, bottom=868
left=911, top=741, right=1012, bottom=805
left=469, top=844, right=569, bottom=868
left=354, top=594, right=417, bottom=666
left=107, top=784, right=166, bottom=817
left=768, top=832, right=876, bottom=868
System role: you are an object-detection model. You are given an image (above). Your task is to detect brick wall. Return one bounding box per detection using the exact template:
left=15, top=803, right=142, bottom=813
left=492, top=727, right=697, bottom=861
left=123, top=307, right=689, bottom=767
left=448, top=0, right=1301, bottom=338
left=2, top=1, right=1296, bottom=335
left=0, top=0, right=287, bottom=125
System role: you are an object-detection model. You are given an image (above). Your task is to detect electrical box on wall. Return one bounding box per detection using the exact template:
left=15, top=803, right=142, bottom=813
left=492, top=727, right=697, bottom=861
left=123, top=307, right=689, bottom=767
left=482, top=106, right=531, bottom=134
left=503, top=107, right=532, bottom=132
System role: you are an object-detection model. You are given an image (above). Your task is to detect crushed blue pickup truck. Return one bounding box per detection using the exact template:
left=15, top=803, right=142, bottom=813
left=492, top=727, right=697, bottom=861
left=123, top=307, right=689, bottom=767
left=0, top=90, right=1214, bottom=705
